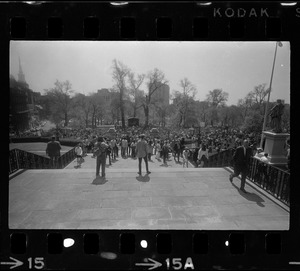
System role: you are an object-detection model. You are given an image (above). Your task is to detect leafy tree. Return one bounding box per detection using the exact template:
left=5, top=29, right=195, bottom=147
left=206, top=88, right=228, bottom=107
left=237, top=95, right=254, bottom=122
left=241, top=111, right=263, bottom=134
left=246, top=83, right=270, bottom=115
left=44, top=80, right=74, bottom=127
left=73, top=93, right=92, bottom=128
left=227, top=105, right=243, bottom=128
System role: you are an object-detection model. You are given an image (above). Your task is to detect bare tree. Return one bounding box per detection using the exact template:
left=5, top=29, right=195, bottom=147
left=249, top=83, right=270, bottom=106
left=178, top=78, right=197, bottom=127
left=128, top=72, right=145, bottom=117
left=237, top=94, right=254, bottom=121
left=112, top=59, right=130, bottom=129
left=45, top=80, right=74, bottom=127
left=206, top=88, right=228, bottom=107
left=141, top=68, right=168, bottom=128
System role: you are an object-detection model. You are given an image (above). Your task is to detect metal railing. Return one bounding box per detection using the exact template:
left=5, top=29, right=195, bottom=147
left=57, top=147, right=76, bottom=169
left=188, top=148, right=290, bottom=206
left=248, top=157, right=290, bottom=206
left=9, top=147, right=76, bottom=174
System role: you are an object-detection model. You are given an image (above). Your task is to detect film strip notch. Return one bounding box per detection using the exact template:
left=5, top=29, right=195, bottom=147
left=9, top=232, right=283, bottom=255
left=9, top=15, right=283, bottom=40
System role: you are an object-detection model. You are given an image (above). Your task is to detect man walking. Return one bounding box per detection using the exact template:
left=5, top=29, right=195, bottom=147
left=94, top=137, right=108, bottom=178
left=229, top=139, right=252, bottom=193
left=136, top=134, right=151, bottom=175
left=121, top=137, right=128, bottom=158
left=46, top=136, right=61, bottom=168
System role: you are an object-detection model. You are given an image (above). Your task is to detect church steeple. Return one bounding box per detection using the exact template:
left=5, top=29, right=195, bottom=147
left=18, top=57, right=26, bottom=84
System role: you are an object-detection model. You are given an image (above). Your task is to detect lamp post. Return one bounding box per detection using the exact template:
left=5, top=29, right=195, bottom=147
left=260, top=41, right=283, bottom=148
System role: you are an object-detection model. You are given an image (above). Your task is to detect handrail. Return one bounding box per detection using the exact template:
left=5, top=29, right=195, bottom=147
left=57, top=147, right=76, bottom=169
left=9, top=147, right=76, bottom=173
left=9, top=149, right=51, bottom=174
left=188, top=148, right=290, bottom=206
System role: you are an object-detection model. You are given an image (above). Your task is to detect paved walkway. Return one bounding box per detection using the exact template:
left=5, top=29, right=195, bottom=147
left=9, top=154, right=289, bottom=230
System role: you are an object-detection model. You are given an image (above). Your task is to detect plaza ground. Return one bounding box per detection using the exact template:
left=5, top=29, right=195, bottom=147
left=9, top=153, right=289, bottom=230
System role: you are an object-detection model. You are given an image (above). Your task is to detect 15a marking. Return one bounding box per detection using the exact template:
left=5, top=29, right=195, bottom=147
left=166, top=258, right=194, bottom=270
left=28, top=258, right=45, bottom=269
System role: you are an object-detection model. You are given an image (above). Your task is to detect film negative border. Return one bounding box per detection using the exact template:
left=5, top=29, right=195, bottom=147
left=0, top=231, right=295, bottom=269
left=1, top=2, right=299, bottom=41
left=2, top=1, right=300, bottom=270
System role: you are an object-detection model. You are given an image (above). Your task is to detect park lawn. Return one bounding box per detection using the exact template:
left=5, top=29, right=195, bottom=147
left=9, top=143, right=73, bottom=157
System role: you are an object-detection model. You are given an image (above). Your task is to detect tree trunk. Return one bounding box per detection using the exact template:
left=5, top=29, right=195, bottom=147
left=64, top=112, right=68, bottom=127
left=120, top=91, right=125, bottom=129
left=133, top=102, right=137, bottom=118
left=91, top=113, right=95, bottom=128
left=144, top=105, right=149, bottom=128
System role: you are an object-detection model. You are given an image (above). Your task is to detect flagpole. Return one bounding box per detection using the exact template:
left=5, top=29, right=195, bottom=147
left=260, top=42, right=280, bottom=148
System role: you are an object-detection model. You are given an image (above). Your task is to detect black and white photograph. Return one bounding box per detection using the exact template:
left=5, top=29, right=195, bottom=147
left=9, top=41, right=290, bottom=230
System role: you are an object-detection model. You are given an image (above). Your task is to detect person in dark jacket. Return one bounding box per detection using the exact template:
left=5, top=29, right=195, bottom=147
left=46, top=136, right=61, bottom=168
left=229, top=139, right=252, bottom=193
left=94, top=137, right=108, bottom=178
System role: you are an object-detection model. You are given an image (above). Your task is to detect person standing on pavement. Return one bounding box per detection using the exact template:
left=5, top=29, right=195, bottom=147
left=182, top=146, right=189, bottom=168
left=131, top=140, right=137, bottom=158
left=121, top=137, right=128, bottom=158
left=136, top=134, right=151, bottom=175
left=229, top=139, right=252, bottom=193
left=110, top=137, right=117, bottom=160
left=147, top=139, right=153, bottom=161
left=161, top=141, right=169, bottom=165
left=94, top=136, right=108, bottom=178
left=46, top=135, right=61, bottom=168
left=75, top=143, right=83, bottom=168
left=197, top=143, right=209, bottom=167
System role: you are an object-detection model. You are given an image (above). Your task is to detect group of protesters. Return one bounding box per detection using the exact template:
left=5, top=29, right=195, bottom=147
left=69, top=125, right=262, bottom=171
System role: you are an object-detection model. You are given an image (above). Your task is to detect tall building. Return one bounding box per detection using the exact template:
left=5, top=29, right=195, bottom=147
left=151, top=82, right=170, bottom=106
left=10, top=59, right=39, bottom=132
left=18, top=57, right=26, bottom=84
left=97, top=88, right=111, bottom=103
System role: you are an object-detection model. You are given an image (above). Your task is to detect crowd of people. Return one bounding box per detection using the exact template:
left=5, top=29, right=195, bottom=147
left=68, top=125, right=263, bottom=170
left=12, top=120, right=290, bottom=173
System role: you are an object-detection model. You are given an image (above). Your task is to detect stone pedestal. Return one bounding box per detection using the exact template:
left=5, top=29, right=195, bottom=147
left=263, top=131, right=289, bottom=165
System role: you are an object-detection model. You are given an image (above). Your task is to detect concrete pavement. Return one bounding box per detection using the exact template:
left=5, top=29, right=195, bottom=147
left=9, top=153, right=289, bottom=230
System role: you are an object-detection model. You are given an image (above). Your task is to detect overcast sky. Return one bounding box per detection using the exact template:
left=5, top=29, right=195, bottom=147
left=10, top=41, right=290, bottom=105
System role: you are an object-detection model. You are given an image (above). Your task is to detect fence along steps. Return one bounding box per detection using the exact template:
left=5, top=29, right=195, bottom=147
left=9, top=147, right=76, bottom=174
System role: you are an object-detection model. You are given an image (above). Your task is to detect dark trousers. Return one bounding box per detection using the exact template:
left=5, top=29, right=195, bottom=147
left=231, top=164, right=247, bottom=189
left=107, top=153, right=111, bottom=165
left=96, top=155, right=106, bottom=177
left=49, top=155, right=59, bottom=168
left=162, top=153, right=168, bottom=164
left=174, top=151, right=180, bottom=162
left=113, top=146, right=118, bottom=158
left=131, top=148, right=136, bottom=158
left=138, top=156, right=149, bottom=173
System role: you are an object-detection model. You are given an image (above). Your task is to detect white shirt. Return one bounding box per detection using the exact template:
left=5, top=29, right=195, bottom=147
left=75, top=146, right=83, bottom=156
left=198, top=148, right=209, bottom=160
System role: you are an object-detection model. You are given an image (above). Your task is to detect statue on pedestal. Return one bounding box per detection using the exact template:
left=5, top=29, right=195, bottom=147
left=269, top=99, right=285, bottom=133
